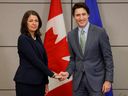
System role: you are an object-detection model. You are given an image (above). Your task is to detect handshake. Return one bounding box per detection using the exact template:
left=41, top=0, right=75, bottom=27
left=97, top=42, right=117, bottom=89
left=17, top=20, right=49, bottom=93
left=52, top=71, right=69, bottom=81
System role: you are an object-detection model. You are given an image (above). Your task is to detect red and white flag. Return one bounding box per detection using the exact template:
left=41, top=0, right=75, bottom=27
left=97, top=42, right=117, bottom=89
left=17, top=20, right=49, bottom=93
left=44, top=0, right=72, bottom=96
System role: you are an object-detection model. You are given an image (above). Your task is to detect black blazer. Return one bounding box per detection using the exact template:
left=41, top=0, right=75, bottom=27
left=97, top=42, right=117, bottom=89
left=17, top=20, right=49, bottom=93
left=14, top=34, right=54, bottom=85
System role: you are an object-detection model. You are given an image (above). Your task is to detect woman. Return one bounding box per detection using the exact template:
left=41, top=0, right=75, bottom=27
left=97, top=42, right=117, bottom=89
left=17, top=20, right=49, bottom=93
left=14, top=10, right=60, bottom=96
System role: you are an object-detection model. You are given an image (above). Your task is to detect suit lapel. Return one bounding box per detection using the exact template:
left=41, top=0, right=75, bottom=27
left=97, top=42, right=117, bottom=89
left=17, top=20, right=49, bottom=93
left=35, top=37, right=48, bottom=64
left=28, top=36, right=44, bottom=60
left=83, top=24, right=94, bottom=56
left=73, top=28, right=83, bottom=57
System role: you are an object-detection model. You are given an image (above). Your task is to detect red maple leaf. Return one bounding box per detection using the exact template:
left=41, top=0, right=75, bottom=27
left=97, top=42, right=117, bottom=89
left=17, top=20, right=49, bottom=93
left=44, top=27, right=70, bottom=73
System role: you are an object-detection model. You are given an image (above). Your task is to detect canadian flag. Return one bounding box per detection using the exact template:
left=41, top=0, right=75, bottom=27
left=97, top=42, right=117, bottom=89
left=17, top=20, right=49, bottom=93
left=44, top=0, right=72, bottom=96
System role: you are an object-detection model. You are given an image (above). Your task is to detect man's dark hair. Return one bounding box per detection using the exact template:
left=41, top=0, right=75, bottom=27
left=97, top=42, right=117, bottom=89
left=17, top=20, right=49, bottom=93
left=72, top=2, right=90, bottom=16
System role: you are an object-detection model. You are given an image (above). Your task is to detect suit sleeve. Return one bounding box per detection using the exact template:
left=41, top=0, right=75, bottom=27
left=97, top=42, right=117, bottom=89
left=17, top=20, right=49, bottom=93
left=66, top=33, right=76, bottom=77
left=99, top=29, right=114, bottom=82
left=18, top=35, right=54, bottom=77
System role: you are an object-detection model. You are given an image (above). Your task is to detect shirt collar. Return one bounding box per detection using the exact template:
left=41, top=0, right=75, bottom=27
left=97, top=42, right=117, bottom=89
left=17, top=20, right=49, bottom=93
left=78, top=22, right=90, bottom=33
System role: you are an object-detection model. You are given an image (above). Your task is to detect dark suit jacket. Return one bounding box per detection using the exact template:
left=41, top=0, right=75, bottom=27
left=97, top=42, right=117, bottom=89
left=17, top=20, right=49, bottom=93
left=14, top=34, right=54, bottom=85
left=66, top=24, right=114, bottom=91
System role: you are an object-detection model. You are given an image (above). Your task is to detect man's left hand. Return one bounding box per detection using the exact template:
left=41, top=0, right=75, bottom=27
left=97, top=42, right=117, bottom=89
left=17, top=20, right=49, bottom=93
left=102, top=81, right=111, bottom=93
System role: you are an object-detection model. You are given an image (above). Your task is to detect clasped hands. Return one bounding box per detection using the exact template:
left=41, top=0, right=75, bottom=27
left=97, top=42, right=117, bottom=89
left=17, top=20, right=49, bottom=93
left=53, top=72, right=69, bottom=81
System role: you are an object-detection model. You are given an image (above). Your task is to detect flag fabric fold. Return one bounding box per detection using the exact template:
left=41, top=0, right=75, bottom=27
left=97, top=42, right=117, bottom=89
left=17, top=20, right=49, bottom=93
left=85, top=0, right=113, bottom=96
left=44, top=0, right=72, bottom=96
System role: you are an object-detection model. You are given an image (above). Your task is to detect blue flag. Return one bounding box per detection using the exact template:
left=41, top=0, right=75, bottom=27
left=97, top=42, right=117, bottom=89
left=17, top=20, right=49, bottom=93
left=105, top=87, right=113, bottom=96
left=85, top=0, right=102, bottom=27
left=85, top=0, right=113, bottom=96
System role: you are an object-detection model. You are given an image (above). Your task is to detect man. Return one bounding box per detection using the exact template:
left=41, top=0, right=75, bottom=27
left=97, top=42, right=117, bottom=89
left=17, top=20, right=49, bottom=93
left=60, top=2, right=114, bottom=96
